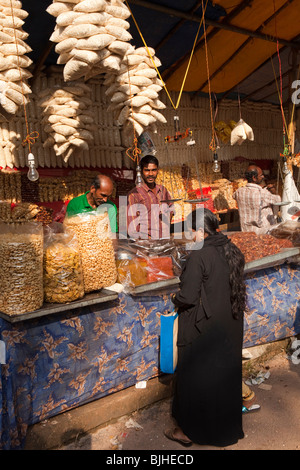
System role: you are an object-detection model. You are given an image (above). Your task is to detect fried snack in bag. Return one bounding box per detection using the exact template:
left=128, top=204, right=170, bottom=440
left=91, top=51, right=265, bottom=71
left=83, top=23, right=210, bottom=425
left=0, top=222, right=43, bottom=315
left=43, top=224, right=85, bottom=303
left=64, top=211, right=117, bottom=292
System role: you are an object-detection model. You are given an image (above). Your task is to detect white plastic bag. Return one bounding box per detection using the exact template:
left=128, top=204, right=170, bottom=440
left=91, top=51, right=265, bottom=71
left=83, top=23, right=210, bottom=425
left=231, top=119, right=254, bottom=146
left=281, top=169, right=300, bottom=222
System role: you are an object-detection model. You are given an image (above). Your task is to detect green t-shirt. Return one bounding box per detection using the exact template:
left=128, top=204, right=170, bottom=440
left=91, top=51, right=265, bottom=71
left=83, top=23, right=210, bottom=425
left=66, top=192, right=118, bottom=233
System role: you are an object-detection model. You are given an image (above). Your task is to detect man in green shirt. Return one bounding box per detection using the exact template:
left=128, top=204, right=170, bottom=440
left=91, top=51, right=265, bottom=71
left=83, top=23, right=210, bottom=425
left=66, top=174, right=118, bottom=234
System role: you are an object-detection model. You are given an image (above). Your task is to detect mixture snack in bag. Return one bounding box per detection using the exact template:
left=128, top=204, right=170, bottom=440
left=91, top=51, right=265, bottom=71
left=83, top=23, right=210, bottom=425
left=0, top=222, right=43, bottom=315
left=43, top=225, right=85, bottom=303
left=64, top=210, right=117, bottom=292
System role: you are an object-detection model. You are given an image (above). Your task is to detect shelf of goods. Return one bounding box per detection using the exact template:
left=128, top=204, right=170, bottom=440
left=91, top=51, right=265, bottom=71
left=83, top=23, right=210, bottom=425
left=0, top=289, right=119, bottom=324
left=156, top=163, right=249, bottom=224
left=244, top=247, right=300, bottom=273
left=0, top=209, right=119, bottom=322
left=227, top=230, right=300, bottom=273
left=127, top=277, right=180, bottom=296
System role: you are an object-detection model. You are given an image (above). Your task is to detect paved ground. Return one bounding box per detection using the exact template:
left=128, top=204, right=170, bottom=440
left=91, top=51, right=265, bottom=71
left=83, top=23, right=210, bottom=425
left=57, top=350, right=300, bottom=451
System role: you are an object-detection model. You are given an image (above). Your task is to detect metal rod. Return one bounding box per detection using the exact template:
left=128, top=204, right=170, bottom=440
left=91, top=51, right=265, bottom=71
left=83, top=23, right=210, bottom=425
left=128, top=0, right=300, bottom=49
left=163, top=0, right=253, bottom=83
left=194, top=0, right=297, bottom=94
left=217, top=33, right=300, bottom=103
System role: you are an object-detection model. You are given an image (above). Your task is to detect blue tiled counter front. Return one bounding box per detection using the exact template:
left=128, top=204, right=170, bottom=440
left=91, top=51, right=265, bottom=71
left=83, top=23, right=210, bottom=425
left=1, top=263, right=300, bottom=449
left=243, top=263, right=300, bottom=348
left=0, top=292, right=173, bottom=450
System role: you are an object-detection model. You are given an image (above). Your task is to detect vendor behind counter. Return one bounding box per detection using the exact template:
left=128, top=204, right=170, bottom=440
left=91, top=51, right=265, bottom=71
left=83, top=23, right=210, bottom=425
left=66, top=174, right=118, bottom=233
left=233, top=165, right=281, bottom=234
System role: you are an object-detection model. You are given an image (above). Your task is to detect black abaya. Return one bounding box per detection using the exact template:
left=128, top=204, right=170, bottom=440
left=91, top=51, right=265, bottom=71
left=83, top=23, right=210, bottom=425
left=172, top=233, right=244, bottom=447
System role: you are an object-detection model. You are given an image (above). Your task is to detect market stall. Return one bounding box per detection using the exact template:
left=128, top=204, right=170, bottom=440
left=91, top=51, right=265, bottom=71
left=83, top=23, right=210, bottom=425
left=0, top=0, right=300, bottom=453
left=1, top=219, right=300, bottom=450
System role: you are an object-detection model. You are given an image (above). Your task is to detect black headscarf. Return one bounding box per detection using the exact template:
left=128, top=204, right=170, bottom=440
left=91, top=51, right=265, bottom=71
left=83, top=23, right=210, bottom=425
left=203, top=232, right=230, bottom=248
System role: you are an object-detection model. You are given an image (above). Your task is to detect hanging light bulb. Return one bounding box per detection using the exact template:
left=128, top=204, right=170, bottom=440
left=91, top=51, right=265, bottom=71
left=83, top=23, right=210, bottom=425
left=135, top=164, right=143, bottom=187
left=27, top=152, right=39, bottom=182
left=212, top=152, right=220, bottom=173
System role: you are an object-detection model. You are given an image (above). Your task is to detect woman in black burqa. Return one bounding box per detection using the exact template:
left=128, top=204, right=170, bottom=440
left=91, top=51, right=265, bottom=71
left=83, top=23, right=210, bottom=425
left=165, top=208, right=247, bottom=447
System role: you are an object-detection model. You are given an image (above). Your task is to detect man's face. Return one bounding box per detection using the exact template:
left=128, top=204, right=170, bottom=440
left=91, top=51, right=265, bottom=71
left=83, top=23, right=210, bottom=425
left=253, top=168, right=265, bottom=185
left=90, top=182, right=113, bottom=206
left=142, top=163, right=158, bottom=185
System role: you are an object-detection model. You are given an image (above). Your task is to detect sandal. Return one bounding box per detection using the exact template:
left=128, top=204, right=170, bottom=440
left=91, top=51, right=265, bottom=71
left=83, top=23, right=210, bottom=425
left=242, top=404, right=261, bottom=413
left=164, top=428, right=193, bottom=447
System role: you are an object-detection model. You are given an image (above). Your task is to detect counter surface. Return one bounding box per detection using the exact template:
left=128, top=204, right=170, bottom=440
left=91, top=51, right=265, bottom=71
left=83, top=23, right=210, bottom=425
left=1, top=247, right=299, bottom=323
left=0, top=289, right=118, bottom=324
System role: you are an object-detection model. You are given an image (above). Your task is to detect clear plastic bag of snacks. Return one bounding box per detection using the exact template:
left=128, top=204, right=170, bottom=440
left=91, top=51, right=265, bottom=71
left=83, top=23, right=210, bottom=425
left=64, top=211, right=117, bottom=293
left=43, top=223, right=85, bottom=303
left=0, top=222, right=43, bottom=315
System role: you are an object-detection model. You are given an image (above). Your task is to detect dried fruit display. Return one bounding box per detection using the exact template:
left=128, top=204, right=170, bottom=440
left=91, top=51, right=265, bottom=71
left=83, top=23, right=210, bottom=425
left=228, top=232, right=293, bottom=263
left=38, top=169, right=99, bottom=203
left=0, top=169, right=21, bottom=202
left=35, top=206, right=53, bottom=226
left=0, top=202, right=53, bottom=225
left=0, top=202, right=11, bottom=221
left=146, top=256, right=174, bottom=283
left=211, top=178, right=237, bottom=211
left=156, top=167, right=188, bottom=222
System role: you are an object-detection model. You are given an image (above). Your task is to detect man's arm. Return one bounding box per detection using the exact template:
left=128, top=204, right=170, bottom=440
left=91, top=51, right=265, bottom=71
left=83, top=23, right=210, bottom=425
left=108, top=203, right=118, bottom=233
left=262, top=187, right=281, bottom=205
left=162, top=187, right=175, bottom=221
left=127, top=191, right=141, bottom=237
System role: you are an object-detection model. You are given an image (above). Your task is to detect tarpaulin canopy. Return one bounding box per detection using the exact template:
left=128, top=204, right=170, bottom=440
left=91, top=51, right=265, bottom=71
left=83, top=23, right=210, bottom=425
left=22, top=0, right=300, bottom=106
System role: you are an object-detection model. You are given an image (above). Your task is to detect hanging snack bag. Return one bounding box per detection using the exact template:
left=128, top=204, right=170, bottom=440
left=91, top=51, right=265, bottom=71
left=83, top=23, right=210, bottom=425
left=0, top=222, right=43, bottom=315
left=43, top=224, right=85, bottom=303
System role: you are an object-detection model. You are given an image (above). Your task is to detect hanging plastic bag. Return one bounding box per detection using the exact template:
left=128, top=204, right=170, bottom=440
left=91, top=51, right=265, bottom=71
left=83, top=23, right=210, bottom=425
left=269, top=220, right=300, bottom=246
left=138, top=131, right=157, bottom=156
left=281, top=169, right=300, bottom=222
left=243, top=120, right=254, bottom=141
left=43, top=223, right=85, bottom=303
left=0, top=222, right=43, bottom=315
left=231, top=119, right=254, bottom=146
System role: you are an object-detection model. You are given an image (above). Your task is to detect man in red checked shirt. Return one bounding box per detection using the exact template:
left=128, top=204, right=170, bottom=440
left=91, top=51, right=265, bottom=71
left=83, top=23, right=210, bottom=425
left=127, top=155, right=174, bottom=239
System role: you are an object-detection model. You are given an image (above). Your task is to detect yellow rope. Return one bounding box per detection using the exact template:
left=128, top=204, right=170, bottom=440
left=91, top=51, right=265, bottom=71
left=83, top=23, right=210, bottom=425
left=9, top=0, right=39, bottom=154
left=125, top=0, right=208, bottom=111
